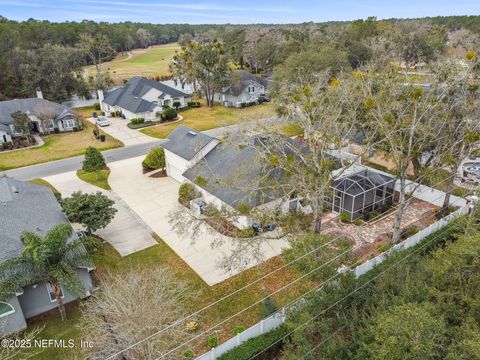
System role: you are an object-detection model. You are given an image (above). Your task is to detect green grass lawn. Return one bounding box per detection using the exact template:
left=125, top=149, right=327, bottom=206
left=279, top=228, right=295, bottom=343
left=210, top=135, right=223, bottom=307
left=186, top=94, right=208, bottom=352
left=76, top=169, right=111, bottom=190
left=141, top=101, right=277, bottom=139
left=0, top=106, right=123, bottom=171
left=23, top=234, right=311, bottom=359
left=86, top=43, right=180, bottom=83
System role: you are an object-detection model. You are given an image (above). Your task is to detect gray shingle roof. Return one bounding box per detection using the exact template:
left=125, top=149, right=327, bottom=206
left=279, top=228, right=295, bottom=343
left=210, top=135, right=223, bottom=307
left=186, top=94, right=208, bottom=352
left=0, top=98, right=74, bottom=132
left=0, top=177, right=69, bottom=264
left=161, top=125, right=216, bottom=161
left=221, top=70, right=269, bottom=97
left=103, top=77, right=189, bottom=114
left=182, top=136, right=285, bottom=209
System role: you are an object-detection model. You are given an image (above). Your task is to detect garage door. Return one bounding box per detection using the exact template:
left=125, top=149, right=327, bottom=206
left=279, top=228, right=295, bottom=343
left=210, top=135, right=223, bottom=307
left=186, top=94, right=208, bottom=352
left=167, top=162, right=185, bottom=183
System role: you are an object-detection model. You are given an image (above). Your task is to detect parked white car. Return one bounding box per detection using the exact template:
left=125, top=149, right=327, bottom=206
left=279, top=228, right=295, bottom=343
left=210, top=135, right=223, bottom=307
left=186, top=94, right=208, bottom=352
left=96, top=116, right=110, bottom=127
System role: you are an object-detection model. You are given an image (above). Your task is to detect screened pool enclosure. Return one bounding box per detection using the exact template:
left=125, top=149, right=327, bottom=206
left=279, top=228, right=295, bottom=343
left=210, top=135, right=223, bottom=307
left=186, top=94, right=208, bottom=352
left=332, top=169, right=396, bottom=221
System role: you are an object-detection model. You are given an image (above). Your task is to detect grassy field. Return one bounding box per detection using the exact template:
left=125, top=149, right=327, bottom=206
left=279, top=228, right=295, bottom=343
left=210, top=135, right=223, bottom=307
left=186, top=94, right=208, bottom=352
left=0, top=106, right=122, bottom=171
left=85, top=43, right=180, bottom=83
left=25, top=235, right=311, bottom=359
left=77, top=169, right=111, bottom=190
left=141, top=101, right=277, bottom=139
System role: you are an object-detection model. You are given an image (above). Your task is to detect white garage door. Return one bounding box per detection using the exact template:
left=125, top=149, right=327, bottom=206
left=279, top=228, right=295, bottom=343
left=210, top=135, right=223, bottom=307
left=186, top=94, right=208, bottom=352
left=167, top=162, right=185, bottom=183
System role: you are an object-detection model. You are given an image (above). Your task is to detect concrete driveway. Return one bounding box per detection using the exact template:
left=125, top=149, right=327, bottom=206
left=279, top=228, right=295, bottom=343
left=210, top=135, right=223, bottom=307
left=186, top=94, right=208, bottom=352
left=108, top=156, right=288, bottom=286
left=42, top=171, right=157, bottom=256
left=89, top=117, right=158, bottom=146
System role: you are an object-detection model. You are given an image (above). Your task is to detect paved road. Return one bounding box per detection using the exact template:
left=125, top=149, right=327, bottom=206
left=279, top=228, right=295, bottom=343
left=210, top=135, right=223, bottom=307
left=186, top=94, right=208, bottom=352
left=5, top=140, right=164, bottom=181
left=4, top=118, right=280, bottom=181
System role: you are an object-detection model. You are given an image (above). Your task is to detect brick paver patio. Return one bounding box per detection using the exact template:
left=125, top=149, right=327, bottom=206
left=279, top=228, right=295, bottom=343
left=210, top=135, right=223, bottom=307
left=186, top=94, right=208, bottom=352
left=322, top=198, right=439, bottom=246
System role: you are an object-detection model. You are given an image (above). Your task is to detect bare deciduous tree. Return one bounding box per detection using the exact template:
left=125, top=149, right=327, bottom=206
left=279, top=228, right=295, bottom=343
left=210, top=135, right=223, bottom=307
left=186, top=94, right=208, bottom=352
left=34, top=102, right=57, bottom=134
left=80, top=266, right=198, bottom=359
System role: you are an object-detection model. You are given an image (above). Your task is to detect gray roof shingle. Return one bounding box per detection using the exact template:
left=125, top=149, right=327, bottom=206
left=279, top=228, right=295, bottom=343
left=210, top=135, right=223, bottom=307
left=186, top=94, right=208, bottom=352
left=0, top=177, right=70, bottom=263
left=0, top=98, right=74, bottom=134
left=103, top=77, right=189, bottom=114
left=221, top=70, right=269, bottom=97
left=161, top=125, right=216, bottom=161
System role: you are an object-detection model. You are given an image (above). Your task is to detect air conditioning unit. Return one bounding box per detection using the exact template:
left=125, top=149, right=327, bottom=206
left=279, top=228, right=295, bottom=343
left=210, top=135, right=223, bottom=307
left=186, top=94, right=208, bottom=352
left=190, top=198, right=207, bottom=218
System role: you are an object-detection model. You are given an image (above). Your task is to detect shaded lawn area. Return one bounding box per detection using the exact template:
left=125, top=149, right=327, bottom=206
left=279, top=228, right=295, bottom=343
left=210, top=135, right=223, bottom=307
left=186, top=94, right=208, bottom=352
left=0, top=108, right=122, bottom=170
left=141, top=101, right=277, bottom=139
left=25, top=235, right=312, bottom=358
left=77, top=169, right=111, bottom=190
left=85, top=43, right=180, bottom=83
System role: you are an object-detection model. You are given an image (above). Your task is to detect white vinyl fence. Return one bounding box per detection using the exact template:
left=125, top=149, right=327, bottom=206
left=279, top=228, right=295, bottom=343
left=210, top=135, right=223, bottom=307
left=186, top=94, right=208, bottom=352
left=196, top=178, right=470, bottom=360
left=195, top=311, right=286, bottom=360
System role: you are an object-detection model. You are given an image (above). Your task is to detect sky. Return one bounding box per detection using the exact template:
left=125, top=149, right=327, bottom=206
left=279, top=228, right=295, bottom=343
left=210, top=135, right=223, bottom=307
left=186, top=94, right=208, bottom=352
left=0, top=0, right=479, bottom=24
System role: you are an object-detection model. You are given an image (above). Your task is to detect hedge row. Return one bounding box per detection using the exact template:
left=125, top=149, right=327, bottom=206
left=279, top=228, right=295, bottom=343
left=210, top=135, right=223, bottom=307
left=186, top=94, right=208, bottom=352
left=217, top=325, right=288, bottom=360
left=127, top=121, right=158, bottom=129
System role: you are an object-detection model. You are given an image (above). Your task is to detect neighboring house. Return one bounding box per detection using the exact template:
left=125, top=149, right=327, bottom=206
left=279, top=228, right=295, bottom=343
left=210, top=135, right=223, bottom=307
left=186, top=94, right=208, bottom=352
left=0, top=177, right=94, bottom=337
left=0, top=91, right=78, bottom=144
left=215, top=70, right=268, bottom=107
left=100, top=77, right=191, bottom=120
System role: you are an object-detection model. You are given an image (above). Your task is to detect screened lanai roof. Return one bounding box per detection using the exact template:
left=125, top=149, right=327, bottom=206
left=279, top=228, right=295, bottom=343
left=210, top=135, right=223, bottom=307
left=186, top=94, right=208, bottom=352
left=334, top=169, right=395, bottom=196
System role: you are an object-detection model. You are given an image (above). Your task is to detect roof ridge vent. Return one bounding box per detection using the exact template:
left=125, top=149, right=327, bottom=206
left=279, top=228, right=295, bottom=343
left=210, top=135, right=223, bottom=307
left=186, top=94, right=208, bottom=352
left=188, top=130, right=197, bottom=136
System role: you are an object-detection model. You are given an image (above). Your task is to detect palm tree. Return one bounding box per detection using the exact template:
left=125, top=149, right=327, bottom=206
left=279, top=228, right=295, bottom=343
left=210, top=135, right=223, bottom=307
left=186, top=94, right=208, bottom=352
left=0, top=224, right=100, bottom=320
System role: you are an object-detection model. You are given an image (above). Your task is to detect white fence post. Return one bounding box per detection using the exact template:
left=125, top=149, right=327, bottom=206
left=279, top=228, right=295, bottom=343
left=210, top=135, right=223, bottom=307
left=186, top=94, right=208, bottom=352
left=236, top=333, right=241, bottom=346
left=211, top=347, right=216, bottom=360
left=260, top=319, right=264, bottom=334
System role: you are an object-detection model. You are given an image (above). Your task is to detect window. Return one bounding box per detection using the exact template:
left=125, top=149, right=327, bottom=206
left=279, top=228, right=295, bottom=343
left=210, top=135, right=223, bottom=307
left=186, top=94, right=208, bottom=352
left=248, top=86, right=255, bottom=93
left=0, top=302, right=15, bottom=318
left=63, top=119, right=75, bottom=128
left=46, top=283, right=64, bottom=303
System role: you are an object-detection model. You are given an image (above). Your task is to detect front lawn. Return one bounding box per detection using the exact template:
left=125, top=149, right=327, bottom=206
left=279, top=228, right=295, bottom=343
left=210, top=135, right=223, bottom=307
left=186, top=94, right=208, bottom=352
left=77, top=169, right=111, bottom=190
left=141, top=101, right=276, bottom=139
left=23, top=234, right=312, bottom=359
left=0, top=108, right=123, bottom=170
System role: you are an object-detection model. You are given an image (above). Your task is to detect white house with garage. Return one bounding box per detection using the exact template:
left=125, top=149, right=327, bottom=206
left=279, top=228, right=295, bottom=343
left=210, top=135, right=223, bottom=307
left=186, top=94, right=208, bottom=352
left=100, top=77, right=191, bottom=120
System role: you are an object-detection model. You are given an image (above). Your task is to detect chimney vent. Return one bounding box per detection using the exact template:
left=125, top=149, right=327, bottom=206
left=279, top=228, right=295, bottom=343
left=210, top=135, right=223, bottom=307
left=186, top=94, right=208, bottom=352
left=35, top=87, right=43, bottom=99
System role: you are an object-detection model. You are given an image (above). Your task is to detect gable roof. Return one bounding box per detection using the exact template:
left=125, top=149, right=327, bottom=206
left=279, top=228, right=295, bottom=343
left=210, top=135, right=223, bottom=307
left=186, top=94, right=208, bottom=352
left=161, top=125, right=217, bottom=161
left=0, top=98, right=74, bottom=129
left=221, top=70, right=269, bottom=97
left=103, top=77, right=189, bottom=114
left=182, top=135, right=290, bottom=209
left=0, top=177, right=70, bottom=264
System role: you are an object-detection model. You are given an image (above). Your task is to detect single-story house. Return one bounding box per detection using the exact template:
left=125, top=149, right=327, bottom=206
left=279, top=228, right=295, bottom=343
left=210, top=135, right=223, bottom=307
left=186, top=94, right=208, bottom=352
left=0, top=91, right=78, bottom=144
left=100, top=77, right=191, bottom=120
left=162, top=126, right=396, bottom=230
left=215, top=70, right=268, bottom=107
left=0, top=177, right=94, bottom=337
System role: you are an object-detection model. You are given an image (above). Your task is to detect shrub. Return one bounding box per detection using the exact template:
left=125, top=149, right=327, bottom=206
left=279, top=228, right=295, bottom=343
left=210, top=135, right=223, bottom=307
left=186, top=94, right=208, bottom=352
left=179, top=183, right=200, bottom=202
left=101, top=111, right=105, bottom=116
left=187, top=101, right=200, bottom=107
left=194, top=176, right=208, bottom=187
left=155, top=111, right=163, bottom=118
left=218, top=326, right=288, bottom=360
left=73, top=126, right=79, bottom=132
left=173, top=101, right=181, bottom=111
left=183, top=349, right=195, bottom=359
left=82, top=147, right=106, bottom=172
left=143, top=147, right=165, bottom=170
left=93, top=129, right=99, bottom=138
left=93, top=111, right=98, bottom=118
left=164, top=107, right=177, bottom=120
left=340, top=211, right=350, bottom=223
left=353, top=219, right=363, bottom=226
left=93, top=102, right=101, bottom=110
left=363, top=212, right=374, bottom=221
left=207, top=335, right=218, bottom=348
left=401, top=226, right=419, bottom=239
left=99, top=134, right=106, bottom=142
left=237, top=203, right=250, bottom=215
left=130, top=118, right=145, bottom=125
left=233, top=326, right=246, bottom=335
